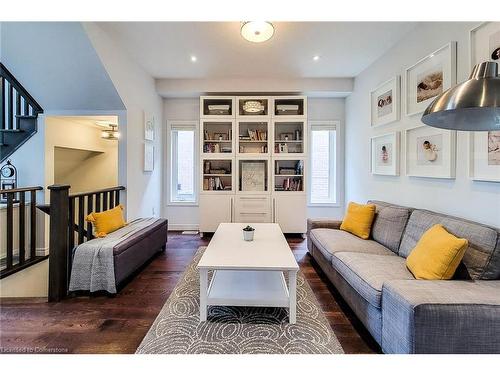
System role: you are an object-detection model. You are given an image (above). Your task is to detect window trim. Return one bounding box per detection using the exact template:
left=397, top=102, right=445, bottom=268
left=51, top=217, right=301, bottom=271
left=167, top=120, right=199, bottom=206
left=308, top=120, right=341, bottom=207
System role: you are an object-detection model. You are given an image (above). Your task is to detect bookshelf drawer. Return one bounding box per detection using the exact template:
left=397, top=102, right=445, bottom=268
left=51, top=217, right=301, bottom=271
left=235, top=196, right=270, bottom=213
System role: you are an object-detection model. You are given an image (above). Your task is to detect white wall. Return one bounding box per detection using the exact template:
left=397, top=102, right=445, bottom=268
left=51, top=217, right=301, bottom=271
left=0, top=22, right=124, bottom=111
left=163, top=97, right=346, bottom=228
left=84, top=23, right=164, bottom=220
left=345, top=22, right=500, bottom=227
left=0, top=259, right=48, bottom=298
left=46, top=117, right=118, bottom=192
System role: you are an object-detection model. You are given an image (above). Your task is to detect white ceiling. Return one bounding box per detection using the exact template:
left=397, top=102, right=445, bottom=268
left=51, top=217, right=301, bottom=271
left=98, top=22, right=418, bottom=79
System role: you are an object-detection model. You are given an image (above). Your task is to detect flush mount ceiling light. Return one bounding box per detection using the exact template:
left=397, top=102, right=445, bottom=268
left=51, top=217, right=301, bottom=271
left=190, top=55, right=197, bottom=62
left=240, top=21, right=274, bottom=43
left=313, top=55, right=320, bottom=61
left=101, top=124, right=120, bottom=141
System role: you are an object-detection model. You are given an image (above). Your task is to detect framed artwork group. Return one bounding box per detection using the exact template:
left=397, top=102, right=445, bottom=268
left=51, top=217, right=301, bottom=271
left=369, top=22, right=500, bottom=182
left=143, top=110, right=155, bottom=172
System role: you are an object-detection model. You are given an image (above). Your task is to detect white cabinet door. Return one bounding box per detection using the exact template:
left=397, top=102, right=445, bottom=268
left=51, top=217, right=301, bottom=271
left=273, top=195, right=307, bottom=233
left=200, top=195, right=233, bottom=232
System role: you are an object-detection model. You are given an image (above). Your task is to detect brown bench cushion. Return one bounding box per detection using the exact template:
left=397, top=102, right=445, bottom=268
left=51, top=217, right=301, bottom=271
left=113, top=218, right=167, bottom=256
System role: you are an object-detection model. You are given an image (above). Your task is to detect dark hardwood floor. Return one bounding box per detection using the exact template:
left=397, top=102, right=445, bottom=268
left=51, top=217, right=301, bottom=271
left=0, top=232, right=380, bottom=354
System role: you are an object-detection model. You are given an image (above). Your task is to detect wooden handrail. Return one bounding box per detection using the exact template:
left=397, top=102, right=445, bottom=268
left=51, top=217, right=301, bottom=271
left=47, top=184, right=126, bottom=301
left=0, top=185, right=43, bottom=194
left=0, top=63, right=43, bottom=114
left=69, top=185, right=125, bottom=199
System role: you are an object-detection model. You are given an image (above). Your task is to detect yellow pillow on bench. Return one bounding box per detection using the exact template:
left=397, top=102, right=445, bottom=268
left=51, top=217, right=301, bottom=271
left=340, top=202, right=376, bottom=240
left=86, top=204, right=126, bottom=238
left=406, top=224, right=468, bottom=280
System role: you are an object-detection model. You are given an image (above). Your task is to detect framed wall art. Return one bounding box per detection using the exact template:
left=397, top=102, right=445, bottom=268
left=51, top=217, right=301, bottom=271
left=144, top=142, right=154, bottom=172
left=370, top=132, right=400, bottom=176
left=240, top=160, right=266, bottom=191
left=405, top=125, right=456, bottom=179
left=469, top=131, right=500, bottom=182
left=470, top=22, right=500, bottom=70
left=144, top=110, right=155, bottom=141
left=405, top=42, right=457, bottom=116
left=370, top=76, right=400, bottom=127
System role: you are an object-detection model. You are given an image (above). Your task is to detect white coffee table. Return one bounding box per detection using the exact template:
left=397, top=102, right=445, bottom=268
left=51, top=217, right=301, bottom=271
left=197, top=223, right=300, bottom=323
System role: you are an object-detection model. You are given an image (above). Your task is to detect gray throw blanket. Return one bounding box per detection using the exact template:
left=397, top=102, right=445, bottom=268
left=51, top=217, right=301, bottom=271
left=69, top=217, right=159, bottom=294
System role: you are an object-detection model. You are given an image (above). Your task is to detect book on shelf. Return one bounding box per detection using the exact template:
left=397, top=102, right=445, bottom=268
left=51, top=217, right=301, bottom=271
left=276, top=177, right=302, bottom=191
left=204, top=176, right=231, bottom=191
left=204, top=129, right=232, bottom=141
left=203, top=143, right=232, bottom=153
left=245, top=129, right=267, bottom=141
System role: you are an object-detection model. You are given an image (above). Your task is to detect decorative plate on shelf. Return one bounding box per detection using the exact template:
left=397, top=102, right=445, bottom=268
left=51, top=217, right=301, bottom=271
left=242, top=100, right=265, bottom=114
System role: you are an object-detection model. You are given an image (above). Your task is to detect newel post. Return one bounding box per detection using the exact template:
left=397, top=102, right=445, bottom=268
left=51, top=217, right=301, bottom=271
left=48, top=184, right=70, bottom=302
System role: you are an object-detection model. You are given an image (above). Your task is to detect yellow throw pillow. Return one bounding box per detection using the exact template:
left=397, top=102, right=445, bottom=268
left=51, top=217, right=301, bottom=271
left=406, top=224, right=468, bottom=280
left=340, top=202, right=376, bottom=240
left=86, top=204, right=126, bottom=238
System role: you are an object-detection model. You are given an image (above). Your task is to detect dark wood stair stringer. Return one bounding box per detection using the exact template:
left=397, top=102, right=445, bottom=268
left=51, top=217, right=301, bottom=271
left=0, top=63, right=44, bottom=163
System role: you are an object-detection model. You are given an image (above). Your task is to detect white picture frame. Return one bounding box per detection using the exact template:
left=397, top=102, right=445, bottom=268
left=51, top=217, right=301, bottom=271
left=405, top=125, right=456, bottom=179
left=469, top=131, right=500, bottom=182
left=144, top=110, right=155, bottom=141
left=144, top=142, right=154, bottom=172
left=405, top=42, right=457, bottom=117
left=370, top=76, right=400, bottom=127
left=370, top=132, right=400, bottom=176
left=241, top=161, right=266, bottom=191
left=470, top=22, right=500, bottom=71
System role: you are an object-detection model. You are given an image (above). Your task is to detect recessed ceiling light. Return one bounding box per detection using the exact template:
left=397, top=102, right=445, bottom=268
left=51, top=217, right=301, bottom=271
left=240, top=21, right=274, bottom=43
left=313, top=55, right=320, bottom=61
left=190, top=55, right=197, bottom=62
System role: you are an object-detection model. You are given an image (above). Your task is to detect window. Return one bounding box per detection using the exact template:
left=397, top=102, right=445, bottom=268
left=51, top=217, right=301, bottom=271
left=309, top=121, right=338, bottom=205
left=169, top=121, right=197, bottom=204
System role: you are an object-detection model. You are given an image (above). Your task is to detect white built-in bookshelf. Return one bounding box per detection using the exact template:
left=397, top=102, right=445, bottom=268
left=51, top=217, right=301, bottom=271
left=199, top=95, right=307, bottom=235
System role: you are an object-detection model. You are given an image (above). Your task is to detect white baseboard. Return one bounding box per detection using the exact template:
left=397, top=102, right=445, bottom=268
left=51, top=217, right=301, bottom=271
left=168, top=224, right=200, bottom=231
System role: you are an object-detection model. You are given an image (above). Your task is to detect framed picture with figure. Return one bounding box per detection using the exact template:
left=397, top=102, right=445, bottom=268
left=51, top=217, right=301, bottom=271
left=370, top=76, right=400, bottom=127
left=405, top=42, right=457, bottom=116
left=370, top=132, right=400, bottom=176
left=405, top=126, right=456, bottom=179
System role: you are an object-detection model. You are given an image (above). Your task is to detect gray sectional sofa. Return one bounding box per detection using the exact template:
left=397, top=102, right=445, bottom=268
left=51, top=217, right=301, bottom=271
left=307, top=201, right=500, bottom=354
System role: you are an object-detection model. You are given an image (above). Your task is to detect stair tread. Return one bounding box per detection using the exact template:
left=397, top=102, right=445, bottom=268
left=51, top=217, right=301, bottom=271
left=15, top=115, right=37, bottom=119
left=0, top=129, right=23, bottom=133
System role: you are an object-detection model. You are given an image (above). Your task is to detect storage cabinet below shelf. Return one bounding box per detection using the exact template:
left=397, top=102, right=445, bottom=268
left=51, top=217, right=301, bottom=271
left=200, top=195, right=233, bottom=233
left=272, top=195, right=307, bottom=233
left=234, top=195, right=271, bottom=223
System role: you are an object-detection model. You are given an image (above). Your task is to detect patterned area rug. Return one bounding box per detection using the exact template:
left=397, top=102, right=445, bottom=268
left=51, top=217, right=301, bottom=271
left=136, top=247, right=344, bottom=354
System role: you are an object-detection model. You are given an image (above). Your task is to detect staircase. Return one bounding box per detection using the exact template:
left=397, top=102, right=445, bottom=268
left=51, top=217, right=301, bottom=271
left=0, top=63, right=44, bottom=163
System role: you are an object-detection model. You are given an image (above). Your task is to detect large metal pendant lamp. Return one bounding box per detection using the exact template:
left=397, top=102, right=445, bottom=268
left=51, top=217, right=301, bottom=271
left=421, top=61, right=500, bottom=131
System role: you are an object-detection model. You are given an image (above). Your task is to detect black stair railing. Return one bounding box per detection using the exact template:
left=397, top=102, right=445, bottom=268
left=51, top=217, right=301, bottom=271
left=45, top=185, right=125, bottom=302
left=0, top=185, right=47, bottom=279
left=0, top=62, right=44, bottom=162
